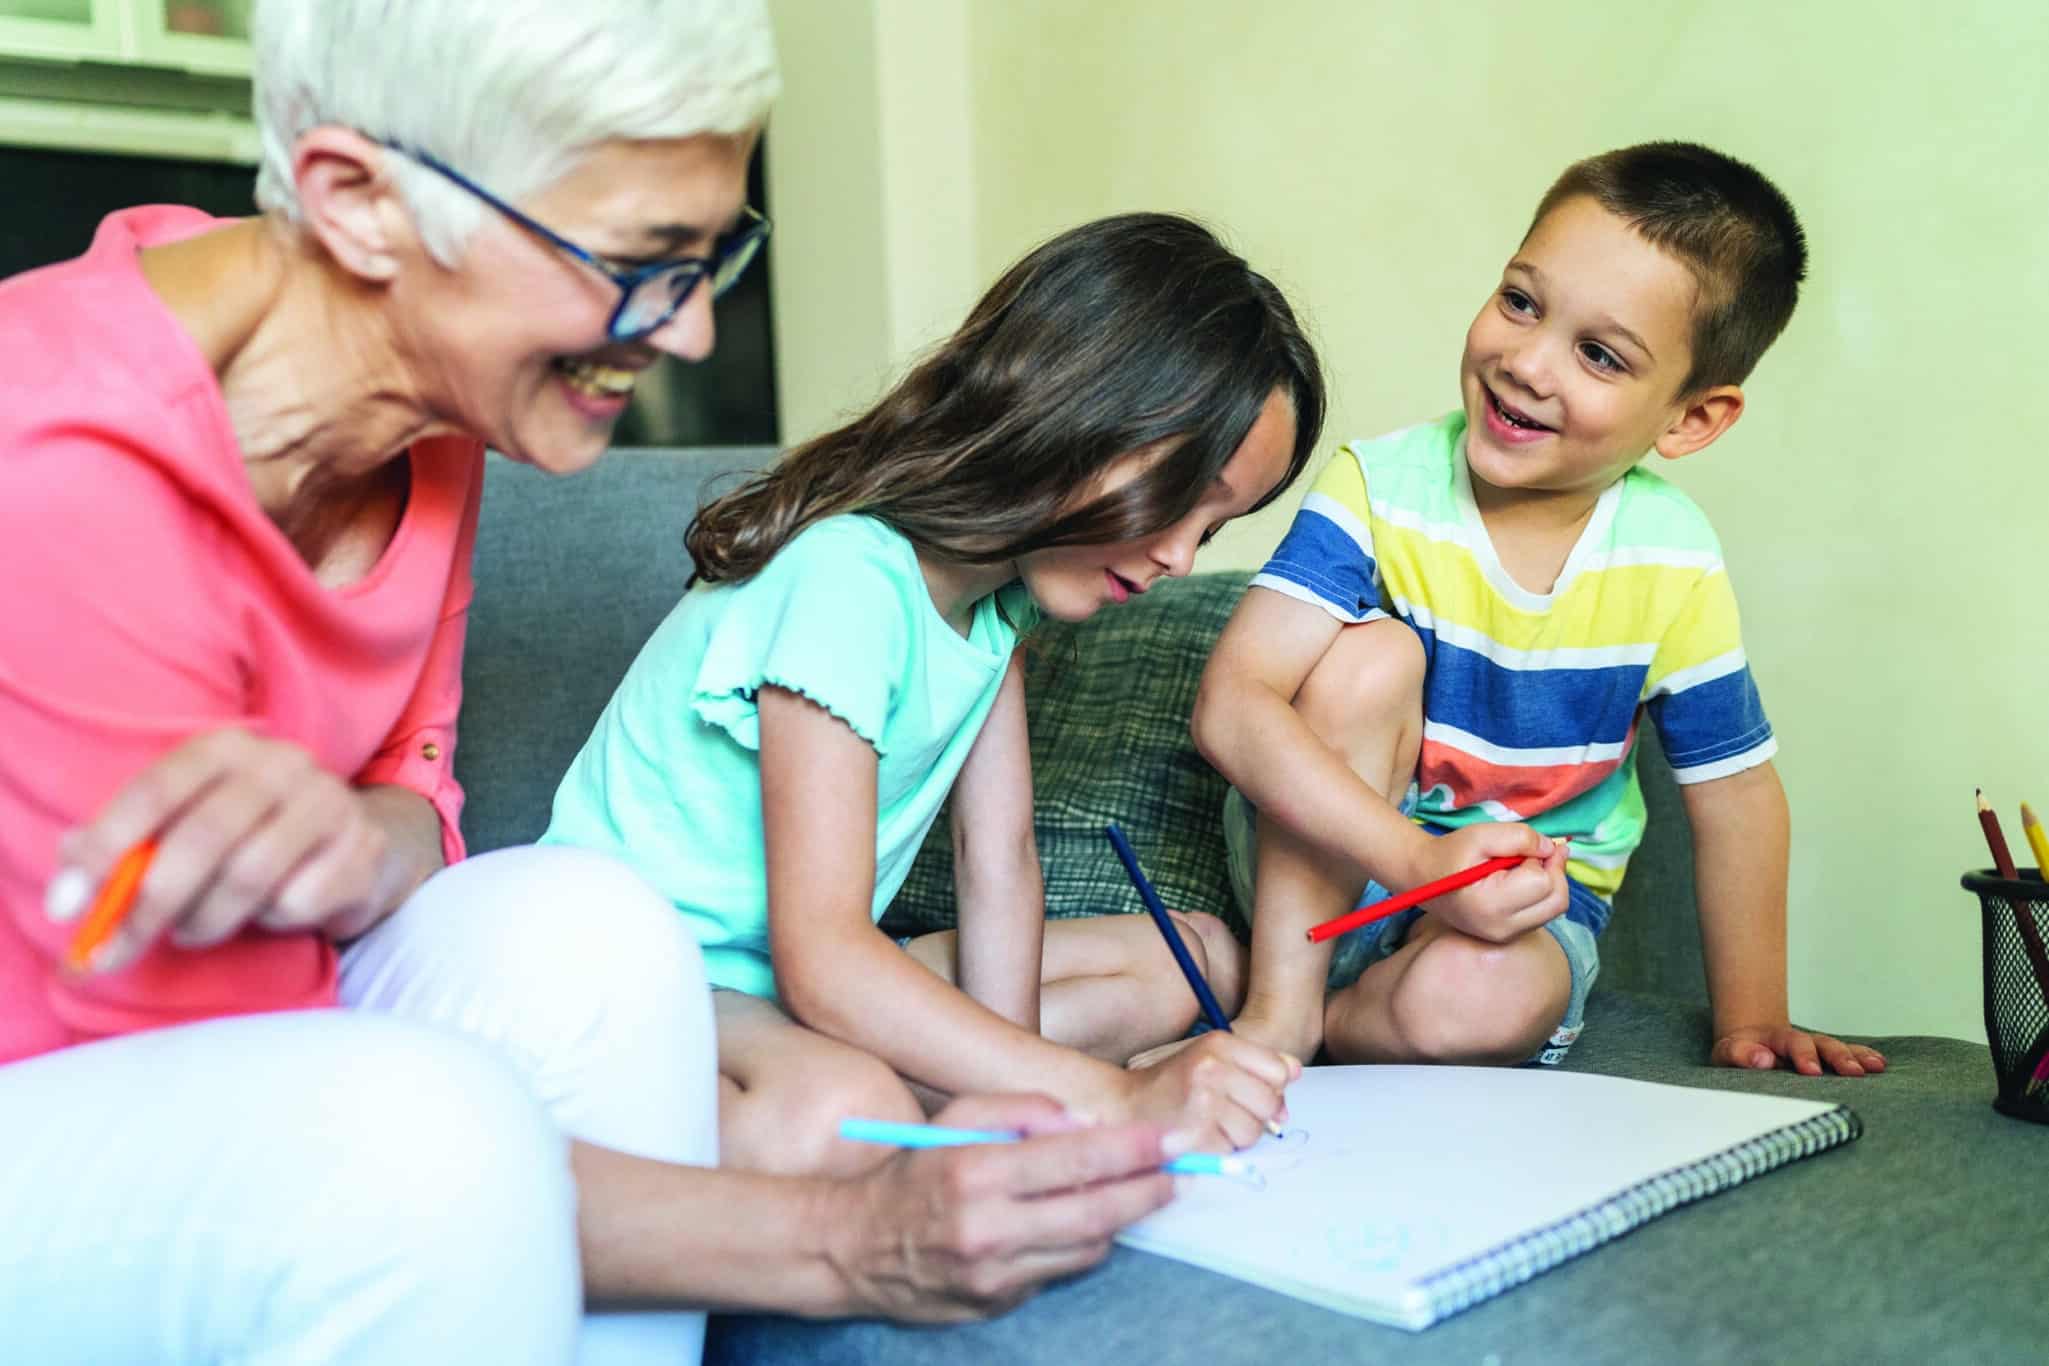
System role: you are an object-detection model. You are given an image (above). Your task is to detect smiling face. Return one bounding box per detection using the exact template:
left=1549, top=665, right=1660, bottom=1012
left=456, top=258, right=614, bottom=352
left=1459, top=194, right=1705, bottom=508
left=1017, top=388, right=1298, bottom=622
left=398, top=133, right=755, bottom=475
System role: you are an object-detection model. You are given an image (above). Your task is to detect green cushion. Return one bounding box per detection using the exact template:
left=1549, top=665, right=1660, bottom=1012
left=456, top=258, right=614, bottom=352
left=882, top=572, right=1252, bottom=940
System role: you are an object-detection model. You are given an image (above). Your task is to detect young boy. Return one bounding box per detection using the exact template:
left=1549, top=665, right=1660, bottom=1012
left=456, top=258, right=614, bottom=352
left=1190, top=141, right=1885, bottom=1077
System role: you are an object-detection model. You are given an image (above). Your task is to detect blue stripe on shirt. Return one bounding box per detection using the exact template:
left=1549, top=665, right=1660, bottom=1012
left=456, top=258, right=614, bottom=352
left=1646, top=666, right=1773, bottom=768
left=1261, top=508, right=1380, bottom=619
left=1423, top=634, right=1646, bottom=751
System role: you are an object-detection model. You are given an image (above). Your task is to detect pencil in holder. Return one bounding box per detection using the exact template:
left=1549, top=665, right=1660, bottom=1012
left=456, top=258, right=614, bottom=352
left=1961, top=869, right=2049, bottom=1126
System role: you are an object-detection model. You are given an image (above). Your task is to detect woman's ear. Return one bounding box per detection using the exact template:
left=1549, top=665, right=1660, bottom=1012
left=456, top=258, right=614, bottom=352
left=290, top=127, right=417, bottom=284
left=1652, top=384, right=1745, bottom=463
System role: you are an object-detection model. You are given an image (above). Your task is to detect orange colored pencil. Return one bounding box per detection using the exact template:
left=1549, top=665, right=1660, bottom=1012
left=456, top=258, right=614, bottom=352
left=63, top=838, right=158, bottom=973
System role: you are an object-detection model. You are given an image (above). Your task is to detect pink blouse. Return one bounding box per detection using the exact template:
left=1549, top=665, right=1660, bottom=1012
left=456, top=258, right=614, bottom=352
left=0, top=207, right=481, bottom=1063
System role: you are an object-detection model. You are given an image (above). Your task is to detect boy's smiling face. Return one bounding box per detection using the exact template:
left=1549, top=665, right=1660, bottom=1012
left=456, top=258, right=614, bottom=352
left=1459, top=194, right=1716, bottom=506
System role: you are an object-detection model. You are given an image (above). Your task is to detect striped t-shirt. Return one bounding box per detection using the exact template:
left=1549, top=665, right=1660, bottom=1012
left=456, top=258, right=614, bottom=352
left=1251, top=411, right=1775, bottom=910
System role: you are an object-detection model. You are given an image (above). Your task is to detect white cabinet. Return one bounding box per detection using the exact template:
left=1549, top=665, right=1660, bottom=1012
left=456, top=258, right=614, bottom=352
left=0, top=0, right=250, bottom=74
left=0, top=2, right=124, bottom=64
left=0, top=0, right=254, bottom=162
left=140, top=0, right=253, bottom=78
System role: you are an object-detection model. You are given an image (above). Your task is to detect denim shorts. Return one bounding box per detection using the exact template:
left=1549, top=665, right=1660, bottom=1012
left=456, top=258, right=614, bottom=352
left=1221, top=787, right=1600, bottom=1066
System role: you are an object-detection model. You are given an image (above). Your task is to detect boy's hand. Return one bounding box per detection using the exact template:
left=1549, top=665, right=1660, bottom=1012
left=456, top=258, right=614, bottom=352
left=1417, top=823, right=1569, bottom=944
left=1106, top=1033, right=1301, bottom=1151
left=1711, top=1025, right=1888, bottom=1077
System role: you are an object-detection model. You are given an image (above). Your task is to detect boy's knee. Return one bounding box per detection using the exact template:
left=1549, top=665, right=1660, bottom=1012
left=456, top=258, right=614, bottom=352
left=1297, top=619, right=1425, bottom=738
left=729, top=1053, right=921, bottom=1177
left=1386, top=931, right=1566, bottom=1064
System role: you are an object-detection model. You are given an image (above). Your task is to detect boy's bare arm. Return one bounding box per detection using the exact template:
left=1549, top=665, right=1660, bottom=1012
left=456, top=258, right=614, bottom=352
left=1683, top=760, right=1885, bottom=1077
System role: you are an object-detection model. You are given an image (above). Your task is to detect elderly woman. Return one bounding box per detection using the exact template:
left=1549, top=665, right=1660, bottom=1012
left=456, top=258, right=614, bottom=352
left=0, top=2, right=1181, bottom=1362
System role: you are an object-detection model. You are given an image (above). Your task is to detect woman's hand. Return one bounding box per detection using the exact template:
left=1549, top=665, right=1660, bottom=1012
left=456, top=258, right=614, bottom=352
left=822, top=1094, right=1178, bottom=1321
left=1110, top=1032, right=1299, bottom=1152
left=44, top=727, right=439, bottom=972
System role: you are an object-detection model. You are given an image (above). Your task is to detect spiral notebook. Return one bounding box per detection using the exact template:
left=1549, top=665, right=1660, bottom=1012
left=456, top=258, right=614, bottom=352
left=1118, top=1065, right=1860, bottom=1330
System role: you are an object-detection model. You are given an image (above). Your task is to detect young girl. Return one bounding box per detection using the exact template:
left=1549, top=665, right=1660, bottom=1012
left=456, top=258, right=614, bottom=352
left=544, top=213, right=1326, bottom=1174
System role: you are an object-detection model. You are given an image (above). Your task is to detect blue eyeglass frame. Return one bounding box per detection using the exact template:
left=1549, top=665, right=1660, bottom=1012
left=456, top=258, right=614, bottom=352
left=385, top=143, right=770, bottom=342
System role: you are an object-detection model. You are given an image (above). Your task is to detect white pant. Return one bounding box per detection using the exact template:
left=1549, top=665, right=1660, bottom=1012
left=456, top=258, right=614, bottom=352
left=0, top=845, right=720, bottom=1365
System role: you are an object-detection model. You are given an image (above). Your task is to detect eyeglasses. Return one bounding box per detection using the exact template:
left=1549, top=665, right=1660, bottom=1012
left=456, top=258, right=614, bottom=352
left=386, top=143, right=770, bottom=343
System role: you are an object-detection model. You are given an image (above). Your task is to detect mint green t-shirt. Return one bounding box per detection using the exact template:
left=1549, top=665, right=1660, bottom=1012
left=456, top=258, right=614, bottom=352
left=542, top=514, right=1034, bottom=998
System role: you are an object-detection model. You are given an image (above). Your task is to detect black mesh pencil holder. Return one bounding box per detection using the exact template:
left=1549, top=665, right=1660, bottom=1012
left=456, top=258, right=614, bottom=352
left=1962, top=870, right=2049, bottom=1125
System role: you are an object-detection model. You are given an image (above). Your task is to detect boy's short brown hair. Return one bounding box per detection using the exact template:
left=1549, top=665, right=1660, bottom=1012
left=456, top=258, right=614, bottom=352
left=1531, top=141, right=1807, bottom=394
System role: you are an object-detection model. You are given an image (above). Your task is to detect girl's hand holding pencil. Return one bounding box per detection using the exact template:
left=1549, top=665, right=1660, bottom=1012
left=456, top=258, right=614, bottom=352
left=1093, top=1031, right=1301, bottom=1153
left=1103, top=824, right=1297, bottom=1142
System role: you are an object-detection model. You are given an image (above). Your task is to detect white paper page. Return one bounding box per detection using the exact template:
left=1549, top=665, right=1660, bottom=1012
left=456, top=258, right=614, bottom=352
left=1118, top=1066, right=1841, bottom=1329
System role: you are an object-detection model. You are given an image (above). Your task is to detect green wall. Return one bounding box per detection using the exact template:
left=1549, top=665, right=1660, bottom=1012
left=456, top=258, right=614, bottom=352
left=770, top=0, right=2049, bottom=1041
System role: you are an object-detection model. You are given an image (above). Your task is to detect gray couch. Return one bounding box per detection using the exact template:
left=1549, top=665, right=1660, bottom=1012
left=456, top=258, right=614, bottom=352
left=460, top=448, right=2047, bottom=1365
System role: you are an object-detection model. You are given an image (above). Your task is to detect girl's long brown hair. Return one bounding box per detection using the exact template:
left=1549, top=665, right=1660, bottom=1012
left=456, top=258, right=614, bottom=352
left=687, top=213, right=1325, bottom=584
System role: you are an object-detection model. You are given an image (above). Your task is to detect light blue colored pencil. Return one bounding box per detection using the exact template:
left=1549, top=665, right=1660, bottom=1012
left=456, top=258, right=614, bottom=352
left=838, top=1118, right=1250, bottom=1176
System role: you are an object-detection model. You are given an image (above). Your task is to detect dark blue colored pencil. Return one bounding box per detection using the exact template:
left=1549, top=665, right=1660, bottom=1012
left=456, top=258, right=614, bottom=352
left=1106, top=822, right=1231, bottom=1033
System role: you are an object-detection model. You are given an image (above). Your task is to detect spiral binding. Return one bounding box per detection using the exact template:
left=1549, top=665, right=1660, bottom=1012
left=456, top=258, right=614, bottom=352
left=1415, top=1107, right=1863, bottom=1322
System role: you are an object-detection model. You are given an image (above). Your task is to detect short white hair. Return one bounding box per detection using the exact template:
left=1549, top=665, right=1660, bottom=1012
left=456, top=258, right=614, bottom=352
left=252, top=0, right=779, bottom=262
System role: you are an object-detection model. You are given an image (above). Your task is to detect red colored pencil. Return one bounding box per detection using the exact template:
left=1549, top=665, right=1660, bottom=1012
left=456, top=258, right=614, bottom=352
left=1977, top=789, right=2018, bottom=880
left=1307, top=854, right=1524, bottom=944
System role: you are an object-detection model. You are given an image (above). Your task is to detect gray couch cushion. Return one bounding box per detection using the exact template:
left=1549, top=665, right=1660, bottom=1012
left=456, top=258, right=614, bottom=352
left=707, top=990, right=2045, bottom=1366
left=458, top=447, right=775, bottom=854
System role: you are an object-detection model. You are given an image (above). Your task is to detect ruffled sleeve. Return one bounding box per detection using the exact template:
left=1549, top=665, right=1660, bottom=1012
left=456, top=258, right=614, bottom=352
left=689, top=518, right=916, bottom=754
